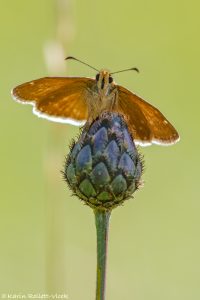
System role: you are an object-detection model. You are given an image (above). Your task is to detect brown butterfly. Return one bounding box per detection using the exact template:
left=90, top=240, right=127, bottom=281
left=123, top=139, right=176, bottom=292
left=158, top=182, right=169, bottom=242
left=11, top=56, right=179, bottom=146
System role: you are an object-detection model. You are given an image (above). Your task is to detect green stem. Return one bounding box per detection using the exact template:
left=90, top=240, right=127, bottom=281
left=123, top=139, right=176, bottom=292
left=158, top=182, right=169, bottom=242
left=94, top=209, right=111, bottom=300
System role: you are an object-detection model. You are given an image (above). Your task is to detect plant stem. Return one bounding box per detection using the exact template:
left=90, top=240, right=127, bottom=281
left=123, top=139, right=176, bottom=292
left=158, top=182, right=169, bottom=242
left=94, top=209, right=111, bottom=300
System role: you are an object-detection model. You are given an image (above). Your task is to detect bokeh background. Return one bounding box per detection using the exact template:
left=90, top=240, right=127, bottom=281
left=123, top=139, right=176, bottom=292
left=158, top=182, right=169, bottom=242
left=1, top=0, right=200, bottom=299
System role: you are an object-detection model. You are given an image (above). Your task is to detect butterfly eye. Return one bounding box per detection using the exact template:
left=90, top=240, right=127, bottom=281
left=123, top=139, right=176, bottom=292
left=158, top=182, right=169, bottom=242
left=109, top=76, right=113, bottom=83
left=96, top=74, right=100, bottom=81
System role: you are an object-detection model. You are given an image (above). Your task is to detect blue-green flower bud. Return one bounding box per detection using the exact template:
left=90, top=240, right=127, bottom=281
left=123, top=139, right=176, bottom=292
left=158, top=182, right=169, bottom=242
left=64, top=112, right=143, bottom=210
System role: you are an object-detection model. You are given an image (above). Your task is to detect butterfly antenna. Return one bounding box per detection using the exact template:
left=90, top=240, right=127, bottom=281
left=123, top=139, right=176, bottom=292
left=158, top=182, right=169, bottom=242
left=65, top=56, right=99, bottom=72
left=111, top=67, right=139, bottom=75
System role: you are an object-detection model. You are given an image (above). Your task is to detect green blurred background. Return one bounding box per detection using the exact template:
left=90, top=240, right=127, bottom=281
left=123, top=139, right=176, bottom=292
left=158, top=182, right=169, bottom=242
left=1, top=0, right=200, bottom=299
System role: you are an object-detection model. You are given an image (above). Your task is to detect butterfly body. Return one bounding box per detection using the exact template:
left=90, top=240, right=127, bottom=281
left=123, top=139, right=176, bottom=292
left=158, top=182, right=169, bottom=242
left=12, top=69, right=179, bottom=146
left=85, top=69, right=118, bottom=121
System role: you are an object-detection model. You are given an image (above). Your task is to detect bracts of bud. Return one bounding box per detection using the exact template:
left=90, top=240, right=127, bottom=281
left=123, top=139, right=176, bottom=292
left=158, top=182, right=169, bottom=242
left=64, top=112, right=143, bottom=211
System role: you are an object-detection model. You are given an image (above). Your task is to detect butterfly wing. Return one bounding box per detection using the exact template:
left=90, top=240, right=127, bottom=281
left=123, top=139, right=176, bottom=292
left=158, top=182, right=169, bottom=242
left=12, top=77, right=95, bottom=125
left=117, top=85, right=180, bottom=146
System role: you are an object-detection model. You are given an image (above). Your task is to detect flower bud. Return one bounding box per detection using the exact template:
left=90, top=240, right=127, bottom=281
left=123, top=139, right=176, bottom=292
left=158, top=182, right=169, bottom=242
left=64, top=112, right=143, bottom=210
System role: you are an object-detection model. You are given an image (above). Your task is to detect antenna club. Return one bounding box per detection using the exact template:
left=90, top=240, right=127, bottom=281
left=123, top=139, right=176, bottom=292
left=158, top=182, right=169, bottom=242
left=65, top=56, right=76, bottom=60
left=132, top=67, right=139, bottom=73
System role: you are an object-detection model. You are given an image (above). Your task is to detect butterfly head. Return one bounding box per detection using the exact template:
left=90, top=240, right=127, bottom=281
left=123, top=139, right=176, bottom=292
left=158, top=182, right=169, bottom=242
left=95, top=69, right=114, bottom=95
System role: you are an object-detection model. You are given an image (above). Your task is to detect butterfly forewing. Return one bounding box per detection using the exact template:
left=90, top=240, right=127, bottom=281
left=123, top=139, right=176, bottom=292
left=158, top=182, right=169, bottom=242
left=117, top=85, right=179, bottom=145
left=12, top=77, right=95, bottom=124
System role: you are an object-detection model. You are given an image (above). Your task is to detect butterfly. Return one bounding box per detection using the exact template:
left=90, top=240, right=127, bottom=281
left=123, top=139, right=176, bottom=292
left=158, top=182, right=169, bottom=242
left=11, top=57, right=179, bottom=146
